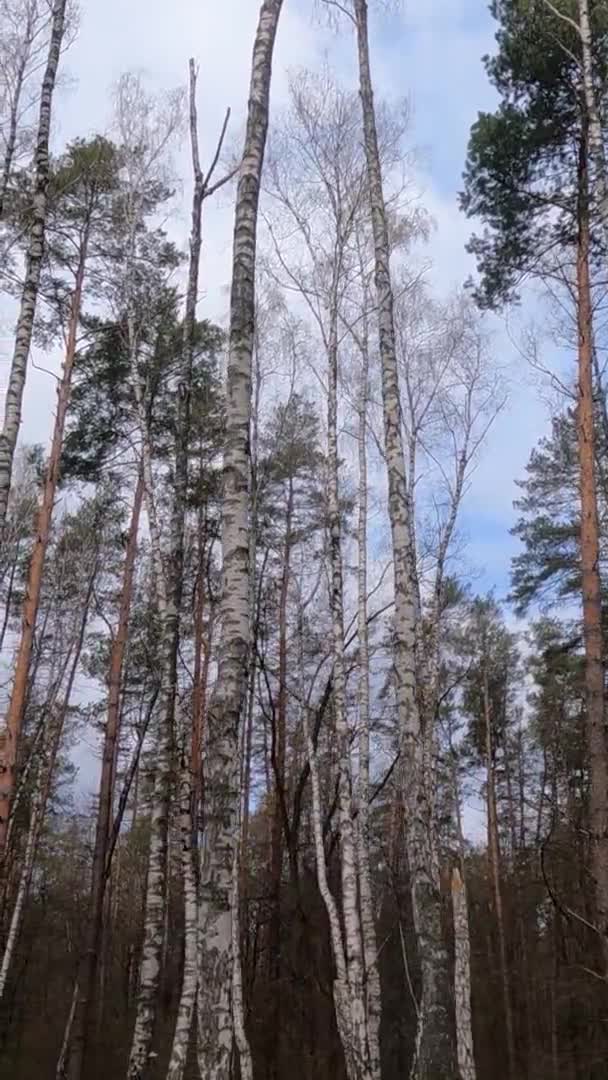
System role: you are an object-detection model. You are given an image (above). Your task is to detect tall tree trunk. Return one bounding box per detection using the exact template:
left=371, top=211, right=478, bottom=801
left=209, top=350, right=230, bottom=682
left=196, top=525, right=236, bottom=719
left=126, top=383, right=175, bottom=1080
left=0, top=0, right=67, bottom=531
left=355, top=312, right=382, bottom=1080
left=448, top=728, right=477, bottom=1080
left=191, top=517, right=208, bottom=829
left=450, top=868, right=476, bottom=1080
left=66, top=468, right=144, bottom=1080
left=577, top=0, right=608, bottom=237
left=127, top=58, right=207, bottom=1080
left=326, top=289, right=369, bottom=1079
left=267, top=478, right=292, bottom=1078
left=161, top=57, right=208, bottom=1080
left=576, top=120, right=608, bottom=973
left=483, top=676, right=516, bottom=1080
left=351, top=2, right=455, bottom=1075
left=165, top=751, right=198, bottom=1080
left=232, top=713, right=253, bottom=1080
left=197, top=4, right=283, bottom=1078
left=0, top=227, right=88, bottom=853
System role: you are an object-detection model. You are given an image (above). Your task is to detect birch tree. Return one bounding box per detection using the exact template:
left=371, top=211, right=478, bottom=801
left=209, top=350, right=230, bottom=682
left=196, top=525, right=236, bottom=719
left=262, top=69, right=380, bottom=1077
left=164, top=60, right=233, bottom=1080
left=349, top=1, right=456, bottom=1072
left=197, top=3, right=284, bottom=1076
left=0, top=0, right=53, bottom=219
left=0, top=0, right=70, bottom=532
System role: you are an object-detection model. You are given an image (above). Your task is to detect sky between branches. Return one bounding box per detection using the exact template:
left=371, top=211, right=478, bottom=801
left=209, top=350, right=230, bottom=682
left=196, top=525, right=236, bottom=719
left=15, top=0, right=556, bottom=601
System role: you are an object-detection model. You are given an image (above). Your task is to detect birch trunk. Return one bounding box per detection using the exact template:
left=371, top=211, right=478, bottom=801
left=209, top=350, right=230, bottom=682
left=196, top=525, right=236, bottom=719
left=448, top=724, right=476, bottom=1080
left=302, top=697, right=350, bottom=1065
left=0, top=0, right=67, bottom=531
left=267, top=477, right=292, bottom=1075
left=352, top=2, right=455, bottom=1074
left=162, top=58, right=209, bottom=1080
left=0, top=226, right=88, bottom=853
left=57, top=981, right=79, bottom=1080
left=197, top=4, right=283, bottom=1076
left=355, top=313, right=382, bottom=1080
left=326, top=289, right=370, bottom=1080
left=126, top=346, right=175, bottom=1080
left=483, top=676, right=516, bottom=1080
left=126, top=127, right=200, bottom=1078
left=67, top=468, right=144, bottom=1080
left=0, top=760, right=42, bottom=999
left=577, top=0, right=608, bottom=239
left=232, top=712, right=253, bottom=1080
left=450, top=869, right=476, bottom=1080
left=165, top=751, right=198, bottom=1080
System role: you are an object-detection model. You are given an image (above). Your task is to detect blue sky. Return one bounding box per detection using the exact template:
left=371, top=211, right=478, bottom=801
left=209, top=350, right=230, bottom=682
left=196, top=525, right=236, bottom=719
left=18, top=0, right=557, bottom=604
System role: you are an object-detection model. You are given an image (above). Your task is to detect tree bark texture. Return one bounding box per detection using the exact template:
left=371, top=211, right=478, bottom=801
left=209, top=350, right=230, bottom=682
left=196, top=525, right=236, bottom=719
left=575, top=122, right=608, bottom=973
left=451, top=868, right=476, bottom=1080
left=197, top=4, right=284, bottom=1078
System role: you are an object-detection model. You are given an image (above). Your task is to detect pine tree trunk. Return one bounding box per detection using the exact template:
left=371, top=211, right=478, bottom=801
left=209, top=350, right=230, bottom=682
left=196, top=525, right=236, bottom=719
left=352, top=3, right=455, bottom=1075
left=67, top=468, right=144, bottom=1080
left=0, top=228, right=88, bottom=852
left=450, top=868, right=476, bottom=1080
left=575, top=120, right=608, bottom=973
left=2, top=565, right=94, bottom=1002
left=197, top=4, right=283, bottom=1077
left=0, top=0, right=67, bottom=531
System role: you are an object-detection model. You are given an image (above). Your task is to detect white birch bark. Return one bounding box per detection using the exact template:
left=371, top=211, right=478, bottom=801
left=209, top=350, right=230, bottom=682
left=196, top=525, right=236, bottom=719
left=577, top=0, right=608, bottom=238
left=0, top=0, right=67, bottom=531
left=0, top=760, right=43, bottom=1000
left=355, top=306, right=382, bottom=1080
left=119, top=79, right=187, bottom=1077
left=326, top=289, right=371, bottom=1080
left=197, top=4, right=283, bottom=1077
left=126, top=338, right=175, bottom=1080
left=351, top=2, right=456, bottom=1075
left=326, top=272, right=369, bottom=1080
left=57, top=982, right=79, bottom=1079
left=165, top=748, right=198, bottom=1080
left=451, top=868, right=476, bottom=1080
left=231, top=710, right=253, bottom=1080
left=302, top=700, right=351, bottom=1067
